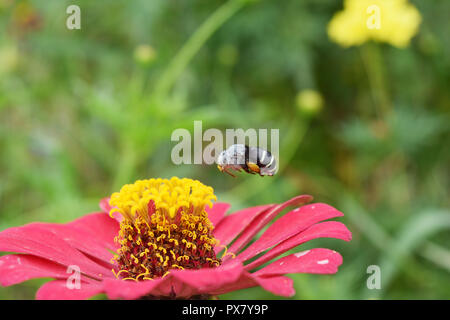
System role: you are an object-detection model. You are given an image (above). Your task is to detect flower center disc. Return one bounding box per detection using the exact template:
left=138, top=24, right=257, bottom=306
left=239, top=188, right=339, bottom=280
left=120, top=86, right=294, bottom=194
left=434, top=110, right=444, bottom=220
left=109, top=177, right=221, bottom=280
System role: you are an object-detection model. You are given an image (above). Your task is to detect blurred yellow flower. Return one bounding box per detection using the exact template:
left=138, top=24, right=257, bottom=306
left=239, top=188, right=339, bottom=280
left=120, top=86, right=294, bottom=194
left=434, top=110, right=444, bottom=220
left=134, top=44, right=157, bottom=65
left=328, top=0, right=421, bottom=48
left=296, top=89, right=324, bottom=116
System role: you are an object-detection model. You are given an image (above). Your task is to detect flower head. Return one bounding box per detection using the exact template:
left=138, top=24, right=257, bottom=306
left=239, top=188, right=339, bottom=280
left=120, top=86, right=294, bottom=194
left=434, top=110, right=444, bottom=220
left=109, top=178, right=220, bottom=280
left=328, top=0, right=421, bottom=48
left=0, top=177, right=351, bottom=299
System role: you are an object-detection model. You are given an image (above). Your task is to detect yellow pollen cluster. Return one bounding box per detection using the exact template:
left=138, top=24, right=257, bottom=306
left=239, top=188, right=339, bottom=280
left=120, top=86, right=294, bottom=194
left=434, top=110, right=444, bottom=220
left=109, top=177, right=221, bottom=281
left=109, top=177, right=217, bottom=221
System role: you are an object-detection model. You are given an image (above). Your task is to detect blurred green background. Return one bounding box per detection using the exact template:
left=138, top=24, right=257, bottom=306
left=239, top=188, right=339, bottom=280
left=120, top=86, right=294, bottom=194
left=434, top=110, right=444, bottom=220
left=0, top=0, right=449, bottom=299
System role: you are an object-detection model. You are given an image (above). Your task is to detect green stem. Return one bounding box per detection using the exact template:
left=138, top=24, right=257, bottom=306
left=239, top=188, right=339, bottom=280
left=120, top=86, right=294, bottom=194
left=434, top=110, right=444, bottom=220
left=360, top=43, right=391, bottom=118
left=154, top=0, right=248, bottom=99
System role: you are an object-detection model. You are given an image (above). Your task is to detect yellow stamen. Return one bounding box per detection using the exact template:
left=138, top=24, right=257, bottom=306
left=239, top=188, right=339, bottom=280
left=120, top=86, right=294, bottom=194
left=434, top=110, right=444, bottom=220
left=122, top=277, right=139, bottom=282
left=109, top=177, right=220, bottom=282
left=109, top=177, right=217, bottom=222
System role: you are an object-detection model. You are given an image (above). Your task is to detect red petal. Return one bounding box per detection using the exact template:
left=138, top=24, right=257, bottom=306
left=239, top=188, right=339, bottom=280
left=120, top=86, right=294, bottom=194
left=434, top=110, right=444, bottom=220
left=205, top=202, right=230, bottom=228
left=237, top=203, right=344, bottom=262
left=102, top=278, right=165, bottom=300
left=100, top=197, right=123, bottom=223
left=209, top=268, right=295, bottom=297
left=36, top=280, right=102, bottom=300
left=0, top=224, right=110, bottom=279
left=104, top=260, right=295, bottom=299
left=99, top=197, right=112, bottom=213
left=255, top=248, right=343, bottom=277
left=213, top=204, right=273, bottom=252
left=224, top=195, right=313, bottom=260
left=0, top=254, right=81, bottom=286
left=254, top=275, right=295, bottom=297
left=169, top=259, right=244, bottom=296
left=245, top=221, right=351, bottom=270
left=29, top=221, right=117, bottom=263
left=104, top=260, right=245, bottom=299
left=68, top=212, right=120, bottom=252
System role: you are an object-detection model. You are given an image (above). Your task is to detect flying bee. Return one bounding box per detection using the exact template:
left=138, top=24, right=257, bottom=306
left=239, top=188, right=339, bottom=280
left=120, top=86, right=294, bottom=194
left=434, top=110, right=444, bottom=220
left=217, top=144, right=277, bottom=177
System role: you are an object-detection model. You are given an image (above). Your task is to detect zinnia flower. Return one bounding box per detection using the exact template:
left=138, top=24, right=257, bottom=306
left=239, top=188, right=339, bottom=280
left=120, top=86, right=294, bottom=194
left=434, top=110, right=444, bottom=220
left=328, top=0, right=421, bottom=48
left=0, top=177, right=351, bottom=299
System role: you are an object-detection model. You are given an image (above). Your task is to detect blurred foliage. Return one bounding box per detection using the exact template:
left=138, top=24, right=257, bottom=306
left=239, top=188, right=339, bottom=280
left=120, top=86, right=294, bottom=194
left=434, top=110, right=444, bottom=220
left=0, top=0, right=449, bottom=299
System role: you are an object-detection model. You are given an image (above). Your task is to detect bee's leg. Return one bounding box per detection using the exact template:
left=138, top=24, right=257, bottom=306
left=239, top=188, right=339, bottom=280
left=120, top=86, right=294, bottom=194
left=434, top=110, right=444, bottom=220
left=246, top=162, right=260, bottom=175
left=242, top=163, right=254, bottom=174
left=224, top=168, right=237, bottom=178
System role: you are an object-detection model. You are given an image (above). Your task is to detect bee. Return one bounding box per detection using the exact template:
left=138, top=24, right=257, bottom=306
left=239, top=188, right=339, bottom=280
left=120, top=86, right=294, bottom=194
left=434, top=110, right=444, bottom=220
left=217, top=144, right=277, bottom=177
